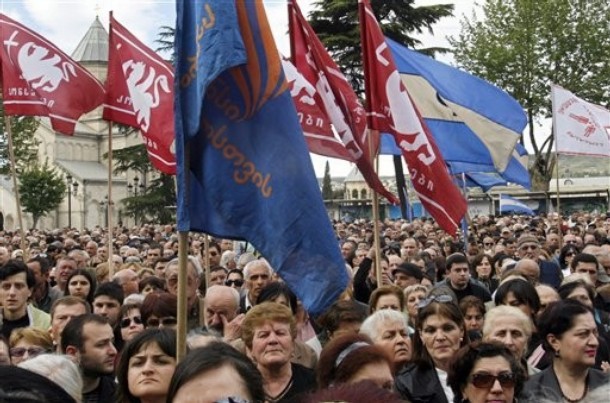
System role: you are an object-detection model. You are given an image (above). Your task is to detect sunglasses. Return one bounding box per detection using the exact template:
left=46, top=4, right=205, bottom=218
left=470, top=372, right=515, bottom=389
left=10, top=347, right=48, bottom=358
left=146, top=317, right=177, bottom=327
left=225, top=279, right=244, bottom=287
left=519, top=244, right=538, bottom=251
left=121, top=316, right=143, bottom=328
left=483, top=242, right=494, bottom=246
left=417, top=294, right=453, bottom=309
left=565, top=252, right=575, bottom=258
left=565, top=240, right=577, bottom=245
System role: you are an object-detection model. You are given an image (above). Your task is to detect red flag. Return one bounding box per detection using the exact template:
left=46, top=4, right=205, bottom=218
left=0, top=14, right=105, bottom=135
left=359, top=0, right=466, bottom=233
left=288, top=1, right=398, bottom=204
left=103, top=14, right=176, bottom=174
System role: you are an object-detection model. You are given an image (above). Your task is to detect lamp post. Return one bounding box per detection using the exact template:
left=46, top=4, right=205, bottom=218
left=66, top=174, right=79, bottom=228
left=100, top=195, right=111, bottom=228
left=127, top=175, right=146, bottom=225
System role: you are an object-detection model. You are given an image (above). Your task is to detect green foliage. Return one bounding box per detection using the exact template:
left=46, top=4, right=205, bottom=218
left=155, top=25, right=176, bottom=61
left=0, top=110, right=40, bottom=175
left=309, top=0, right=454, bottom=95
left=18, top=162, right=66, bottom=229
left=322, top=160, right=333, bottom=200
left=450, top=0, right=610, bottom=190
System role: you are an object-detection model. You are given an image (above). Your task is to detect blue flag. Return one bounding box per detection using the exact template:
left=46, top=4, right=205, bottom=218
left=174, top=0, right=348, bottom=315
left=387, top=37, right=526, bottom=174
left=499, top=194, right=535, bottom=215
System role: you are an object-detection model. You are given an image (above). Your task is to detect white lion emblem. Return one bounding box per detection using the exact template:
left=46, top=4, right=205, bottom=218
left=17, top=42, right=76, bottom=92
left=123, top=60, right=170, bottom=132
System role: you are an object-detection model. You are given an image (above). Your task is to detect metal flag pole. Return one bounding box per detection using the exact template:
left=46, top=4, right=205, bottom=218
left=107, top=121, right=114, bottom=277
left=5, top=116, right=28, bottom=255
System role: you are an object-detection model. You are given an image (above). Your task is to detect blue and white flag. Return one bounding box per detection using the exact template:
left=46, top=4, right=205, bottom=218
left=174, top=0, right=348, bottom=315
left=387, top=38, right=526, bottom=173
left=499, top=194, right=535, bottom=215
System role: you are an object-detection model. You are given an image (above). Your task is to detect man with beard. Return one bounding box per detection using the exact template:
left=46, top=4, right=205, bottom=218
left=61, top=314, right=117, bottom=402
left=203, top=285, right=243, bottom=341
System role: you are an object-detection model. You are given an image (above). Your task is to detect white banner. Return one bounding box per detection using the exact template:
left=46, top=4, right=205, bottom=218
left=552, top=84, right=610, bottom=157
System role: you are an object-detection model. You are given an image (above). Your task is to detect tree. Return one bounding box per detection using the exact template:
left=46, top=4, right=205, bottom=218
left=309, top=0, right=454, bottom=95
left=18, top=162, right=66, bottom=228
left=322, top=160, right=333, bottom=199
left=450, top=0, right=610, bottom=190
left=0, top=108, right=40, bottom=175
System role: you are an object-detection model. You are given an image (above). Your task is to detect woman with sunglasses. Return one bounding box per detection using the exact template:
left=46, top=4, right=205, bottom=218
left=395, top=295, right=469, bottom=402
left=120, top=303, right=145, bottom=343
left=559, top=245, right=579, bottom=277
left=523, top=299, right=609, bottom=402
left=141, top=292, right=178, bottom=330
left=448, top=342, right=526, bottom=403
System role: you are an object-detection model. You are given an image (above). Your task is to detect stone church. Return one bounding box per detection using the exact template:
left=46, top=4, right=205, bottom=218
left=0, top=17, right=149, bottom=231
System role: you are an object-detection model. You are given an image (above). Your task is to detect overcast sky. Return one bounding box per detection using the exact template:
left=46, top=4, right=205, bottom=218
left=1, top=0, right=496, bottom=177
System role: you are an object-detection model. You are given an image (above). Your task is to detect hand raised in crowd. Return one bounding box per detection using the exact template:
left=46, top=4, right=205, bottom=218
left=222, top=313, right=245, bottom=342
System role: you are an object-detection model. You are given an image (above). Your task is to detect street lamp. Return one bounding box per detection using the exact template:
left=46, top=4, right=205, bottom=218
left=99, top=195, right=113, bottom=228
left=127, top=175, right=146, bottom=197
left=65, top=174, right=79, bottom=228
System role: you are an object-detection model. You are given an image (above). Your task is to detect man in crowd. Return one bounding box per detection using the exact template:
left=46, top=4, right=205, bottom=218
left=401, top=237, right=420, bottom=259
left=0, top=260, right=50, bottom=339
left=436, top=253, right=491, bottom=303
left=392, top=262, right=423, bottom=290
left=92, top=282, right=124, bottom=329
left=165, top=256, right=203, bottom=329
left=209, top=266, right=228, bottom=286
left=203, top=285, right=243, bottom=341
left=516, top=234, right=562, bottom=288
left=27, top=255, right=62, bottom=313
left=240, top=259, right=272, bottom=313
left=62, top=314, right=117, bottom=402
left=113, top=268, right=139, bottom=297
left=49, top=296, right=90, bottom=350
left=52, top=256, right=77, bottom=295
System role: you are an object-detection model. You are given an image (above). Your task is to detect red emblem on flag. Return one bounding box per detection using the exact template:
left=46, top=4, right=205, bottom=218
left=359, top=0, right=466, bottom=233
left=0, top=13, right=105, bottom=135
left=103, top=14, right=176, bottom=174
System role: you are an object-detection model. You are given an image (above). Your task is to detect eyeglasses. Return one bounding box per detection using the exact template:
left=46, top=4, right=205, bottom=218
left=519, top=244, right=538, bottom=251
left=9, top=347, right=48, bottom=358
left=565, top=252, right=575, bottom=258
left=565, top=240, right=577, bottom=244
left=120, top=316, right=143, bottom=328
left=417, top=294, right=453, bottom=309
left=225, top=279, right=244, bottom=287
left=483, top=242, right=494, bottom=246
left=146, top=317, right=177, bottom=327
left=470, top=372, right=515, bottom=389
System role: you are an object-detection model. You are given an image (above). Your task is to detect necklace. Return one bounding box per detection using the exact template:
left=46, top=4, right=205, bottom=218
left=555, top=370, right=589, bottom=403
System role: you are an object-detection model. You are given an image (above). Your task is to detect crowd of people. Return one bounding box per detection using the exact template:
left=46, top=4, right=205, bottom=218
left=0, top=212, right=609, bottom=402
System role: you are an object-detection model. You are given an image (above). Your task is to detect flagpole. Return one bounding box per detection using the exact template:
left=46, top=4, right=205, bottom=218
left=550, top=87, right=563, bottom=241
left=287, top=0, right=296, bottom=64
left=5, top=116, right=27, bottom=256
left=203, top=234, right=210, bottom=289
left=107, top=122, right=114, bottom=277
left=176, top=231, right=188, bottom=362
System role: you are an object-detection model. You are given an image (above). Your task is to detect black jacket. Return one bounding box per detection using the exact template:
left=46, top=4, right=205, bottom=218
left=395, top=363, right=449, bottom=403
left=522, top=366, right=609, bottom=402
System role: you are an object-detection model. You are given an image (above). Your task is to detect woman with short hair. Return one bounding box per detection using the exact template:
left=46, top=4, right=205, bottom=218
left=9, top=327, right=53, bottom=365
left=360, top=309, right=412, bottom=372
left=368, top=285, right=405, bottom=314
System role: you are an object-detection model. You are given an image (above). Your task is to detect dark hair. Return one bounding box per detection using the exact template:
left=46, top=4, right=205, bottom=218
left=209, top=265, right=227, bottom=275
left=152, top=256, right=172, bottom=270
left=0, top=365, right=77, bottom=402
left=471, top=254, right=491, bottom=278
left=317, top=333, right=392, bottom=389
left=301, top=380, right=403, bottom=403
left=50, top=296, right=91, bottom=319
left=116, top=329, right=177, bottom=403
left=445, top=253, right=469, bottom=272
left=227, top=269, right=244, bottom=279
left=494, top=279, right=540, bottom=316
left=140, top=292, right=177, bottom=325
left=570, top=253, right=598, bottom=270
left=412, top=301, right=469, bottom=369
left=138, top=275, right=165, bottom=293
left=94, top=281, right=125, bottom=305
left=0, top=260, right=35, bottom=288
left=448, top=342, right=526, bottom=403
left=256, top=282, right=298, bottom=315
left=166, top=342, right=264, bottom=402
left=65, top=269, right=97, bottom=304
left=558, top=280, right=595, bottom=306
left=538, top=299, right=594, bottom=353
left=459, top=295, right=486, bottom=317
left=60, top=314, right=109, bottom=353
left=317, top=300, right=368, bottom=337
left=120, top=302, right=142, bottom=318
left=27, top=255, right=52, bottom=275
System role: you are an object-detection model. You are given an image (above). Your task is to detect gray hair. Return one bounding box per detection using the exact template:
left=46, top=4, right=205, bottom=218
left=167, top=255, right=203, bottom=277
left=243, top=259, right=272, bottom=279
left=360, top=309, right=409, bottom=341
left=19, top=354, right=83, bottom=403
left=219, top=251, right=237, bottom=268
left=483, top=305, right=533, bottom=339
left=205, top=285, right=240, bottom=307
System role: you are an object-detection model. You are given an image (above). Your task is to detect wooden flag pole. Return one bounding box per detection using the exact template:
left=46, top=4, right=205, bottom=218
left=369, top=129, right=383, bottom=286
left=203, top=234, right=211, bottom=290
left=5, top=116, right=27, bottom=255
left=176, top=231, right=188, bottom=362
left=107, top=122, right=114, bottom=277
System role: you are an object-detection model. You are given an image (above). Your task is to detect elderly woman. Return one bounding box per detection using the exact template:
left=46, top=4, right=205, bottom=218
left=482, top=305, right=537, bottom=375
left=404, top=284, right=427, bottom=327
left=167, top=342, right=264, bottom=402
left=241, top=302, right=316, bottom=402
left=395, top=297, right=470, bottom=402
left=448, top=342, right=526, bottom=403
left=116, top=329, right=177, bottom=403
left=523, top=300, right=609, bottom=401
left=360, top=309, right=412, bottom=372
left=317, top=333, right=394, bottom=390
left=368, top=285, right=405, bottom=314
left=9, top=327, right=53, bottom=365
left=120, top=303, right=145, bottom=343
left=19, top=354, right=83, bottom=403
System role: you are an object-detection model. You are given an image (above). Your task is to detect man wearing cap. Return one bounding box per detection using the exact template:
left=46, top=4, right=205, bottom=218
left=393, top=263, right=423, bottom=290
left=517, top=234, right=562, bottom=289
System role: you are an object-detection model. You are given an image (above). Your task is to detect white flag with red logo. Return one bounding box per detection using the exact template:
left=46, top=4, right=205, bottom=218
left=359, top=0, right=466, bottom=233
left=103, top=14, right=176, bottom=174
left=288, top=0, right=398, bottom=204
left=552, top=84, right=610, bottom=157
left=0, top=13, right=105, bottom=135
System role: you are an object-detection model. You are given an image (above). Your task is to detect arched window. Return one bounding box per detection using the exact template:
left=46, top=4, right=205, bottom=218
left=351, top=189, right=358, bottom=199
left=360, top=189, right=367, bottom=199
